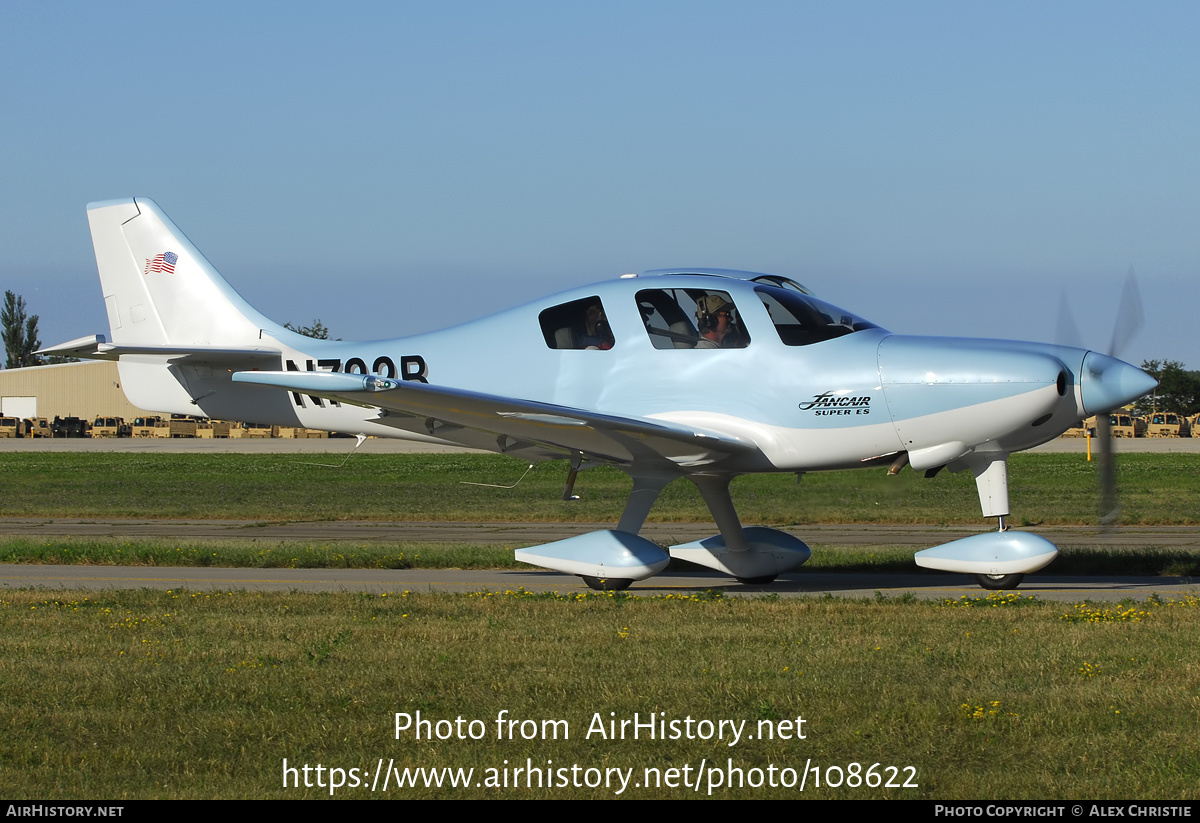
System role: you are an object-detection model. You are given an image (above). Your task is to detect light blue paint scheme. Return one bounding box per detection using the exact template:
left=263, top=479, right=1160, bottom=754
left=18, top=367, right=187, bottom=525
left=914, top=531, right=1059, bottom=576
left=514, top=531, right=670, bottom=580
left=383, top=276, right=886, bottom=431
left=52, top=198, right=1159, bottom=590
left=1080, top=352, right=1160, bottom=415
left=878, top=335, right=1068, bottom=418
left=669, top=527, right=812, bottom=579
left=233, top=372, right=399, bottom=393
left=882, top=381, right=1054, bottom=420
left=670, top=526, right=812, bottom=559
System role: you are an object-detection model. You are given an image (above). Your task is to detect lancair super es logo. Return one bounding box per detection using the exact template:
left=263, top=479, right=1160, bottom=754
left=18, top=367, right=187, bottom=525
left=798, top=391, right=872, bottom=416
left=144, top=251, right=178, bottom=276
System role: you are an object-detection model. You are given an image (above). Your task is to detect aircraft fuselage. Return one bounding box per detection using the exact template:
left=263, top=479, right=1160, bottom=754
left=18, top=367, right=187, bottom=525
left=124, top=270, right=1132, bottom=479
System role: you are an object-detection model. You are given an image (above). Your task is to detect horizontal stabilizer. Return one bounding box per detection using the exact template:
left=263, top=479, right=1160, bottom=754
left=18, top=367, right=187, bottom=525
left=39, top=335, right=281, bottom=364
left=233, top=371, right=400, bottom=393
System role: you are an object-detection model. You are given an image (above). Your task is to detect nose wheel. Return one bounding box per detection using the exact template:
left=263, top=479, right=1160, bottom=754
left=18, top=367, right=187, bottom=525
left=580, top=576, right=633, bottom=591
left=976, top=573, right=1024, bottom=591
left=974, top=516, right=1025, bottom=590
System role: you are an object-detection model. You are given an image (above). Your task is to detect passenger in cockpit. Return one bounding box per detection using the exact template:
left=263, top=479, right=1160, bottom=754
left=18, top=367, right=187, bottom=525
left=695, top=294, right=747, bottom=349
left=581, top=302, right=614, bottom=350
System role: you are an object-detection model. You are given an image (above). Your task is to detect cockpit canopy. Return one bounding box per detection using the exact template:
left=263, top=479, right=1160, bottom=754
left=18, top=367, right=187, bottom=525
left=538, top=271, right=882, bottom=351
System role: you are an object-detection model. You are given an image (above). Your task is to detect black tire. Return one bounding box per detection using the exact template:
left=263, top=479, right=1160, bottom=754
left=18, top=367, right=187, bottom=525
left=976, top=573, right=1024, bottom=591
left=580, top=576, right=633, bottom=592
left=735, top=575, right=777, bottom=585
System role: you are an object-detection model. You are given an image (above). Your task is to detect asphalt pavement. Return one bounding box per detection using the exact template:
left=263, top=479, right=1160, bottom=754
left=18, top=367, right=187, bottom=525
left=1, top=518, right=1194, bottom=602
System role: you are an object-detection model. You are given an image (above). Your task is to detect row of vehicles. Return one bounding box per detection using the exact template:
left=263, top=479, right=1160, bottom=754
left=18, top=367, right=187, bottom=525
left=0, top=414, right=333, bottom=439
left=1060, top=411, right=1196, bottom=439
left=3, top=411, right=1189, bottom=440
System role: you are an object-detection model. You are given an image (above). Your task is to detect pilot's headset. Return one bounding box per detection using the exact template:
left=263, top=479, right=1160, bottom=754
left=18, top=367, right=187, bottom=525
left=696, top=294, right=734, bottom=332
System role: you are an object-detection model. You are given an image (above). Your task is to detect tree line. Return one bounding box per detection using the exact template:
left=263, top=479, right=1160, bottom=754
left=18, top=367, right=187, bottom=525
left=1134, top=360, right=1200, bottom=417
left=1, top=291, right=40, bottom=369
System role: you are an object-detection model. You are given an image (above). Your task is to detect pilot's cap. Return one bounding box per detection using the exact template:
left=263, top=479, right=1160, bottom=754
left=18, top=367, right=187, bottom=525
left=697, top=294, right=734, bottom=317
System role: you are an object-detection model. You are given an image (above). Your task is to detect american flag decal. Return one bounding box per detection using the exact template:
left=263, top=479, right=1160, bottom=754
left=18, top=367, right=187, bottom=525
left=144, top=251, right=178, bottom=275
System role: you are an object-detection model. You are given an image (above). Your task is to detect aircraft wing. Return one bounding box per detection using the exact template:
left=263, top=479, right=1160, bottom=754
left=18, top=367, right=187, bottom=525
left=231, top=370, right=760, bottom=469
left=39, top=335, right=282, bottom=365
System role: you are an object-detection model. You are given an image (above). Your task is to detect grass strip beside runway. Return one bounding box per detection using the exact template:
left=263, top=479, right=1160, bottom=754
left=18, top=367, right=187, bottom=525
left=3, top=587, right=1197, bottom=799
left=1, top=452, right=1197, bottom=524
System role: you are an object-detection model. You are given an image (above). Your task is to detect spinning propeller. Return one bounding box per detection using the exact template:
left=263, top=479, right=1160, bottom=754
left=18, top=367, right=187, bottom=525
left=1060, top=270, right=1145, bottom=527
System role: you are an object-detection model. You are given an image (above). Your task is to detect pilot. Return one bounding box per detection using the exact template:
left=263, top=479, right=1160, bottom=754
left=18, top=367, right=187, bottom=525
left=695, top=294, right=746, bottom=349
left=580, top=302, right=614, bottom=350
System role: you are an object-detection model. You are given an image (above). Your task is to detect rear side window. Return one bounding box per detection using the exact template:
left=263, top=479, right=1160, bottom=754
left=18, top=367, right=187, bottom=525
left=539, top=297, right=614, bottom=350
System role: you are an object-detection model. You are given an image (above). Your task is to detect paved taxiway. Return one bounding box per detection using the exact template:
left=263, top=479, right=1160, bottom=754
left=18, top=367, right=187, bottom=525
left=2, top=519, right=1195, bottom=602
left=1, top=563, right=1195, bottom=602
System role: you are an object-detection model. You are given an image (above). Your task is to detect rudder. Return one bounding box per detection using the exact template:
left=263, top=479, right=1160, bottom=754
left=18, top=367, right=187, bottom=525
left=88, top=198, right=279, bottom=348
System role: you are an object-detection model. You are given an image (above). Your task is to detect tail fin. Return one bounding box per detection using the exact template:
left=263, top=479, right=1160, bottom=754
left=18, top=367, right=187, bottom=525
left=88, top=198, right=281, bottom=348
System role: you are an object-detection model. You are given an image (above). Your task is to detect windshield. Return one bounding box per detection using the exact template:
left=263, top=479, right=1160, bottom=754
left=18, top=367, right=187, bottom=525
left=755, top=285, right=882, bottom=346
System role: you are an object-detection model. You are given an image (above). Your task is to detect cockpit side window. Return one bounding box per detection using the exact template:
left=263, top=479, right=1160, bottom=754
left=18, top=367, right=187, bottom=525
left=539, top=296, right=615, bottom=350
left=636, top=288, right=750, bottom=350
left=755, top=285, right=879, bottom=346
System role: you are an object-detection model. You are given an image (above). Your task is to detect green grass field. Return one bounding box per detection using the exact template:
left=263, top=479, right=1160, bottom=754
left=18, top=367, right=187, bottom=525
left=3, top=587, right=1198, bottom=799
left=3, top=451, right=1197, bottom=799
left=1, top=451, right=1198, bottom=524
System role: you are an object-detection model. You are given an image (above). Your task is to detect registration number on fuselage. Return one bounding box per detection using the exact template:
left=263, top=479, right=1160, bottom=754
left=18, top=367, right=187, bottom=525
left=284, top=355, right=428, bottom=408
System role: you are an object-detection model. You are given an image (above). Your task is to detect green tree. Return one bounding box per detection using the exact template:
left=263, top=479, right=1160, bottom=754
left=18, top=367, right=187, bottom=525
left=1137, top=360, right=1200, bottom=416
left=1, top=291, right=40, bottom=369
left=284, top=319, right=331, bottom=339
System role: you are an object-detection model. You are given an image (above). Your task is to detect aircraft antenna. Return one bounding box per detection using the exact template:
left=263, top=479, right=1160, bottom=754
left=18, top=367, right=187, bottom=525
left=295, top=433, right=368, bottom=468
left=461, top=463, right=535, bottom=489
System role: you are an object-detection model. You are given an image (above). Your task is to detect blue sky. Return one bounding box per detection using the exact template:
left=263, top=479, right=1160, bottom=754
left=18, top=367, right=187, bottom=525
left=2, top=2, right=1196, bottom=367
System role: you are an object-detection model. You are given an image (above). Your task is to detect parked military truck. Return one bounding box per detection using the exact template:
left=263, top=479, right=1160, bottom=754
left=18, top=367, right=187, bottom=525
left=1107, top=412, right=1147, bottom=438
left=1059, top=420, right=1088, bottom=438
left=1146, top=412, right=1191, bottom=437
left=131, top=417, right=171, bottom=438
left=25, top=418, right=52, bottom=438
left=240, top=422, right=271, bottom=439
left=211, top=420, right=241, bottom=438
left=168, top=415, right=198, bottom=438
left=52, top=416, right=91, bottom=438
left=91, top=417, right=130, bottom=438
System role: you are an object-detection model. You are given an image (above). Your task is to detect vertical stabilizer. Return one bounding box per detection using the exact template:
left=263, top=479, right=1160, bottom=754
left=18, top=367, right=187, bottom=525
left=87, top=198, right=280, bottom=348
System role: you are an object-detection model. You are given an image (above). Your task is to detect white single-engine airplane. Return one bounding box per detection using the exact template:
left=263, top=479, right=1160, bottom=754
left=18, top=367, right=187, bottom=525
left=44, top=198, right=1157, bottom=590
